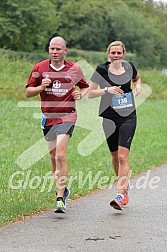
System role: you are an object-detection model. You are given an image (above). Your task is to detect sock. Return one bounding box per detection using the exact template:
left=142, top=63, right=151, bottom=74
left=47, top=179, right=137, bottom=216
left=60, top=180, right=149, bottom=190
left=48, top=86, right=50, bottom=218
left=116, top=193, right=124, bottom=199
left=57, top=197, right=63, bottom=201
left=56, top=187, right=66, bottom=196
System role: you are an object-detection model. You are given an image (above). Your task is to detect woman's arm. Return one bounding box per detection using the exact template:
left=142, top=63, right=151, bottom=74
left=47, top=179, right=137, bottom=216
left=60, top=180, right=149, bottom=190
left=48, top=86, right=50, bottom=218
left=132, top=75, right=142, bottom=97
left=88, top=82, right=106, bottom=99
left=88, top=81, right=124, bottom=99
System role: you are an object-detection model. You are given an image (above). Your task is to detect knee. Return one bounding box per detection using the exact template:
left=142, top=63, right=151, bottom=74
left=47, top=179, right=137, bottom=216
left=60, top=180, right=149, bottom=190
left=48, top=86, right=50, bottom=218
left=50, top=152, right=56, bottom=163
left=118, top=154, right=128, bottom=165
left=56, top=153, right=66, bottom=165
left=111, top=151, right=118, bottom=161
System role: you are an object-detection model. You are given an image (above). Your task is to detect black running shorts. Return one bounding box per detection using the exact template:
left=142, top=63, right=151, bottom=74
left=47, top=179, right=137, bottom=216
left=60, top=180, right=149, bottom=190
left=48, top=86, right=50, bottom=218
left=43, top=122, right=75, bottom=141
left=102, top=115, right=136, bottom=152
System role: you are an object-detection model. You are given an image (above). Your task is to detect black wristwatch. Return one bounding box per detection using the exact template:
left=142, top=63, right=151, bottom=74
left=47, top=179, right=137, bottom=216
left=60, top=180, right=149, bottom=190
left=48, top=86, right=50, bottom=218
left=104, top=87, right=109, bottom=94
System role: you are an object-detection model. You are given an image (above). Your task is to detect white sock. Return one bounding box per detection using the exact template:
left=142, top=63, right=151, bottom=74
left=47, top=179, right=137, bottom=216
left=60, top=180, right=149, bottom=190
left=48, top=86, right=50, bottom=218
left=116, top=193, right=124, bottom=199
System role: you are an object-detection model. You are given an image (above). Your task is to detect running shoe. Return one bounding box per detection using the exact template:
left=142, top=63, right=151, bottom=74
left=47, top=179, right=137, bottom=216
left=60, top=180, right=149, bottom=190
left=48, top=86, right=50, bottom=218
left=54, top=200, right=66, bottom=213
left=122, top=181, right=130, bottom=206
left=122, top=191, right=129, bottom=205
left=110, top=194, right=124, bottom=210
left=63, top=188, right=70, bottom=207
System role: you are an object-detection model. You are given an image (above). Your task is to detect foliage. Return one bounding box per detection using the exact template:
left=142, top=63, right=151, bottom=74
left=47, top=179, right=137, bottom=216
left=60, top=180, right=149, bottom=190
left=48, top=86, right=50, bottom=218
left=0, top=0, right=56, bottom=51
left=0, top=48, right=48, bottom=62
left=0, top=54, right=167, bottom=101
left=54, top=0, right=113, bottom=51
left=0, top=0, right=167, bottom=67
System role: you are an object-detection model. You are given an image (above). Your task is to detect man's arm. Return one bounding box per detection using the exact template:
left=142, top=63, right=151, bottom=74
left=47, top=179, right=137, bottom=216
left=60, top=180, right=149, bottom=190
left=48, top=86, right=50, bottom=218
left=26, top=86, right=45, bottom=98
left=26, top=77, right=51, bottom=98
left=72, top=87, right=89, bottom=100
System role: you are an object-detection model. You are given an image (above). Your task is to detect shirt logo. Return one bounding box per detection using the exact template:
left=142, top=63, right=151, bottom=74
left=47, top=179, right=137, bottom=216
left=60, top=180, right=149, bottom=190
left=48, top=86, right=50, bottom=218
left=65, top=73, right=72, bottom=81
left=53, top=80, right=61, bottom=88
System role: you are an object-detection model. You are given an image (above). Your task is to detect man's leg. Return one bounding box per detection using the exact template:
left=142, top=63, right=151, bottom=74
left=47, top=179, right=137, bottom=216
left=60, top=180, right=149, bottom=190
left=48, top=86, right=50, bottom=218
left=55, top=134, right=70, bottom=198
left=47, top=134, right=70, bottom=196
left=47, top=141, right=57, bottom=174
left=47, top=134, right=70, bottom=213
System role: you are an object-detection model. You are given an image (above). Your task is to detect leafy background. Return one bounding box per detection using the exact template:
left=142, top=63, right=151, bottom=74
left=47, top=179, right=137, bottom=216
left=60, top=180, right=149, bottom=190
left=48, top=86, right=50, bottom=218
left=0, top=0, right=167, bottom=68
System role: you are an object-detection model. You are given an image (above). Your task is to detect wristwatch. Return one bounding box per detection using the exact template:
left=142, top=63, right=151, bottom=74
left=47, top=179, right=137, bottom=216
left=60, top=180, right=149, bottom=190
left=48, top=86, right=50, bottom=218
left=104, top=87, right=109, bottom=94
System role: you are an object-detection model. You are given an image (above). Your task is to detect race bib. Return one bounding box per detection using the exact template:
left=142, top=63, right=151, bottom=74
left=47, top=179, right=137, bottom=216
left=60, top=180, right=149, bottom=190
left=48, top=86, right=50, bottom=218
left=112, top=92, right=133, bottom=109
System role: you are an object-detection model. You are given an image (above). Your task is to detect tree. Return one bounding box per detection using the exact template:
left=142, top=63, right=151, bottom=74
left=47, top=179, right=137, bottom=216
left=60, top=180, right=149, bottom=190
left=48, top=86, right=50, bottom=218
left=53, top=0, right=114, bottom=51
left=0, top=0, right=167, bottom=68
left=0, top=0, right=57, bottom=51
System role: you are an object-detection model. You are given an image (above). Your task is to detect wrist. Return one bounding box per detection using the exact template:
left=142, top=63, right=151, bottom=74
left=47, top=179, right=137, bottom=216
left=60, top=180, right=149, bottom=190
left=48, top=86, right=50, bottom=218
left=40, top=85, right=45, bottom=91
left=103, top=87, right=108, bottom=95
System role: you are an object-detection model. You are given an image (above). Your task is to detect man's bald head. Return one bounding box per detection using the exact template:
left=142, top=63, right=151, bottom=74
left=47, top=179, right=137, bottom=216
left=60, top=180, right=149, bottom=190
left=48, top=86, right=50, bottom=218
left=49, top=36, right=67, bottom=48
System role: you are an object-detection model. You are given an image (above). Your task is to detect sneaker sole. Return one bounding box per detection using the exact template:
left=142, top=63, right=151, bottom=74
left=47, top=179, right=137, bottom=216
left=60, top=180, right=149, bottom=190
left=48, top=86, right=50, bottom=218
left=110, top=200, right=123, bottom=210
left=54, top=208, right=65, bottom=213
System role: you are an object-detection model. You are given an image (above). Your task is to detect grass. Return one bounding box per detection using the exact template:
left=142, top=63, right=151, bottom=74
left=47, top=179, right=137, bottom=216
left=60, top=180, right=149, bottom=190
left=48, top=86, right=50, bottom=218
left=139, top=69, right=167, bottom=100
left=0, top=98, right=167, bottom=227
left=0, top=54, right=167, bottom=101
left=131, top=99, right=167, bottom=172
left=0, top=54, right=167, bottom=227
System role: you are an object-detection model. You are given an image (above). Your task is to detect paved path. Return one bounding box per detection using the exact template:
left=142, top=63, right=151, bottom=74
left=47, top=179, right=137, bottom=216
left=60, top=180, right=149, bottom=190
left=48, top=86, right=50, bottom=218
left=0, top=164, right=167, bottom=252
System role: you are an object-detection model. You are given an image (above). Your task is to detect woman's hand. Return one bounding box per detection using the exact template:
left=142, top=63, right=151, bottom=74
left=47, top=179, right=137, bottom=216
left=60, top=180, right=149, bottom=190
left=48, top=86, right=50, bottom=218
left=108, top=86, right=124, bottom=96
left=133, top=85, right=141, bottom=97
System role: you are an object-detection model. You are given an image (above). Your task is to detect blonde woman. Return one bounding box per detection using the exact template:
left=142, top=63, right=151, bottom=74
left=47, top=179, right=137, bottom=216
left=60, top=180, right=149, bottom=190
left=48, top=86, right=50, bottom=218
left=88, top=41, right=141, bottom=210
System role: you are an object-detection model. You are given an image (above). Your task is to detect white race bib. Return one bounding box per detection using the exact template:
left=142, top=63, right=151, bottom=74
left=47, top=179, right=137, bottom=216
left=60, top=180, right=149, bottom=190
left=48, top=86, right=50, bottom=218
left=112, top=92, right=133, bottom=109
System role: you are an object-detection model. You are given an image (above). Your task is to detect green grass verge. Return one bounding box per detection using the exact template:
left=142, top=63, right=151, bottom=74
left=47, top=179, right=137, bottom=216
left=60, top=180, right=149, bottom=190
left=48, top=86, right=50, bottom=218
left=0, top=54, right=167, bottom=100
left=0, top=54, right=167, bottom=227
left=0, top=98, right=167, bottom=227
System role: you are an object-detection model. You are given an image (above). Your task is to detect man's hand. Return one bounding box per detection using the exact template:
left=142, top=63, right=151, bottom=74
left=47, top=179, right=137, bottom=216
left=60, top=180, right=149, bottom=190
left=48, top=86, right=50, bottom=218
left=41, top=76, right=51, bottom=90
left=72, top=90, right=82, bottom=100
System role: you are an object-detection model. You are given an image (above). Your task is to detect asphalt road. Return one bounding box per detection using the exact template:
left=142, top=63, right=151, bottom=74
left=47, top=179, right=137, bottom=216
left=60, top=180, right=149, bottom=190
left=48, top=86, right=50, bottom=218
left=0, top=164, right=167, bottom=252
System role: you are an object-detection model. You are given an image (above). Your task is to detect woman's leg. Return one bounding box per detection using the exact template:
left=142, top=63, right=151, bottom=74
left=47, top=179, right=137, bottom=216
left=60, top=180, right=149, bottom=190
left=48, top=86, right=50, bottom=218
left=117, top=146, right=130, bottom=194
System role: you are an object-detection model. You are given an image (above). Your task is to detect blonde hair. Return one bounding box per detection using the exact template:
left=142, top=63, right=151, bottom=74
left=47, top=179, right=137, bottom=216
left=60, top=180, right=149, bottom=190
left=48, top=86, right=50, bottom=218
left=106, top=41, right=126, bottom=54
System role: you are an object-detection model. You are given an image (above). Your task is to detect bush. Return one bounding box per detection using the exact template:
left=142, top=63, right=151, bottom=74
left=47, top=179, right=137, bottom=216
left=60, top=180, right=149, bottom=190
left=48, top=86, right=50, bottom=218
left=0, top=49, right=48, bottom=63
left=0, top=48, right=137, bottom=66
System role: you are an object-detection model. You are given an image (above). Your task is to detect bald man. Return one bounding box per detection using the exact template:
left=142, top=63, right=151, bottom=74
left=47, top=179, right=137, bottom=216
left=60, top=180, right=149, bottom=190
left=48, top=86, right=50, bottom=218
left=26, top=36, right=89, bottom=213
